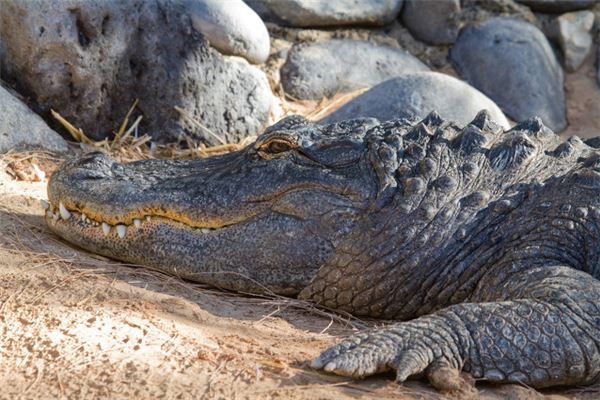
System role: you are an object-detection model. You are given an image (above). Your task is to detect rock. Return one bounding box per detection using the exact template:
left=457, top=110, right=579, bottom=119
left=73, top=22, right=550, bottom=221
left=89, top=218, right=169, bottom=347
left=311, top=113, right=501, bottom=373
left=321, top=72, right=510, bottom=129
left=0, top=0, right=273, bottom=145
left=515, top=0, right=599, bottom=13
left=188, top=0, right=270, bottom=64
left=280, top=40, right=429, bottom=100
left=0, top=85, right=68, bottom=153
left=555, top=11, right=594, bottom=72
left=450, top=18, right=566, bottom=132
left=401, top=0, right=461, bottom=45
left=245, top=0, right=404, bottom=27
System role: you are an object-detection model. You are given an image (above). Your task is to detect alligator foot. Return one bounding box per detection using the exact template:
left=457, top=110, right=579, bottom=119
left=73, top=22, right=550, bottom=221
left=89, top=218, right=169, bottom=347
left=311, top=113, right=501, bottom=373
left=312, top=316, right=468, bottom=391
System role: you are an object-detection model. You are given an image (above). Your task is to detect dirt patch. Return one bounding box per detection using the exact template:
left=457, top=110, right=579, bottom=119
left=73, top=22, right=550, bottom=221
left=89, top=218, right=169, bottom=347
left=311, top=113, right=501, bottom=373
left=562, top=46, right=600, bottom=140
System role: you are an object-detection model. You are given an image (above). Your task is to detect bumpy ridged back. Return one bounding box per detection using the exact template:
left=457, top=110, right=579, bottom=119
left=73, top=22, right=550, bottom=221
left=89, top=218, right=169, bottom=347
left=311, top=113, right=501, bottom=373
left=299, top=110, right=599, bottom=318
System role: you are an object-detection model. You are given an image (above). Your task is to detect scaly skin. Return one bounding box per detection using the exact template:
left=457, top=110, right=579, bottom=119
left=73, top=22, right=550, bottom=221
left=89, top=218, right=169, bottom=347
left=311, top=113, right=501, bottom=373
left=45, top=111, right=600, bottom=390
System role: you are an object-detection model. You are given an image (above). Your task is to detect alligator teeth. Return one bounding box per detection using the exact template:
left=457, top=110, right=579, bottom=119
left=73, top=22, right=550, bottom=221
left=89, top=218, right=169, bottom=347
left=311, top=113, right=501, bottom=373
left=145, top=216, right=151, bottom=221
left=40, top=199, right=49, bottom=210
left=46, top=210, right=53, bottom=219
left=116, top=224, right=127, bottom=238
left=102, top=222, right=111, bottom=236
left=133, top=219, right=141, bottom=228
left=52, top=212, right=59, bottom=221
left=81, top=213, right=87, bottom=222
left=59, top=202, right=71, bottom=220
left=201, top=228, right=210, bottom=234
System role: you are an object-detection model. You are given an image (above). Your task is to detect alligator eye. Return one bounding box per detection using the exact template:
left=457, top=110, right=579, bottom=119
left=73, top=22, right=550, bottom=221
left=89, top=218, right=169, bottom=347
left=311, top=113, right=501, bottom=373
left=259, top=139, right=295, bottom=155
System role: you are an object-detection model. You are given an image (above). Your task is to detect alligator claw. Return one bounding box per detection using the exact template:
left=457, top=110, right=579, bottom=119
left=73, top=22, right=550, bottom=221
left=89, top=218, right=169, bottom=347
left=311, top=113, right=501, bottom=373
left=312, top=321, right=464, bottom=390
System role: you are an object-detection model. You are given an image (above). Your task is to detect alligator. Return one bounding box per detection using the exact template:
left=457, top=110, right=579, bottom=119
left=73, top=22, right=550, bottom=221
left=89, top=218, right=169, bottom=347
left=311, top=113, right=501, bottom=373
left=45, top=111, right=600, bottom=391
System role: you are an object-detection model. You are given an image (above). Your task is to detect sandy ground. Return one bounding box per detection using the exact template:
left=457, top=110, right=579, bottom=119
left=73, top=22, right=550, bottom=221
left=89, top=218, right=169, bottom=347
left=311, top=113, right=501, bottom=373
left=1, top=155, right=600, bottom=400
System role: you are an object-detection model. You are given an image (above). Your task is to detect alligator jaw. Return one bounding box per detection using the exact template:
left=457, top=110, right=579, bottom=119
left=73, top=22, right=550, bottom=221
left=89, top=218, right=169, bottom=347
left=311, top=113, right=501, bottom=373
left=44, top=198, right=329, bottom=295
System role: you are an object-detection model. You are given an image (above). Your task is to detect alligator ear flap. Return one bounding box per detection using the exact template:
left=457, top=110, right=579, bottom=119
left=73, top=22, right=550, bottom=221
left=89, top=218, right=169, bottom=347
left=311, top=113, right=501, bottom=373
left=470, top=110, right=503, bottom=135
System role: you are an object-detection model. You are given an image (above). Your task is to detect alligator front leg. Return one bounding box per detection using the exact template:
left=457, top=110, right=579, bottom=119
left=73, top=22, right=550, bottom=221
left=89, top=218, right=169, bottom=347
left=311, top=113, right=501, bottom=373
left=312, top=266, right=600, bottom=389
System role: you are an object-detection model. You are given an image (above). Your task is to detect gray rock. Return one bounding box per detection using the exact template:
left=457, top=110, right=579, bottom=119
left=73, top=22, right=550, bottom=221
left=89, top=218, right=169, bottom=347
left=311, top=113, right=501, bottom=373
left=0, top=85, right=68, bottom=153
left=280, top=40, right=429, bottom=100
left=188, top=0, right=270, bottom=64
left=401, top=0, right=460, bottom=45
left=245, top=0, right=404, bottom=27
left=0, top=0, right=273, bottom=145
left=321, top=72, right=510, bottom=129
left=555, top=11, right=594, bottom=72
left=450, top=18, right=566, bottom=132
left=516, top=0, right=599, bottom=13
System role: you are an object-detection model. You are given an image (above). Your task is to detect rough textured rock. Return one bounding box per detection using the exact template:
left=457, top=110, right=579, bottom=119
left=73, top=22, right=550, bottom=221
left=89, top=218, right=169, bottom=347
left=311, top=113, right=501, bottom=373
left=516, top=0, right=599, bottom=13
left=0, top=0, right=273, bottom=145
left=321, top=72, right=510, bottom=129
left=555, top=10, right=594, bottom=72
left=188, top=0, right=270, bottom=64
left=245, top=0, right=404, bottom=27
left=450, top=17, right=566, bottom=132
left=280, top=40, right=429, bottom=100
left=0, top=85, right=68, bottom=153
left=401, top=0, right=461, bottom=45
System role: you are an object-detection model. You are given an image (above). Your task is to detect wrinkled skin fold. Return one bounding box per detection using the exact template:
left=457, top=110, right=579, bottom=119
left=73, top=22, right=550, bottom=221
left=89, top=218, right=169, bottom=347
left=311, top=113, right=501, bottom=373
left=46, top=112, right=600, bottom=390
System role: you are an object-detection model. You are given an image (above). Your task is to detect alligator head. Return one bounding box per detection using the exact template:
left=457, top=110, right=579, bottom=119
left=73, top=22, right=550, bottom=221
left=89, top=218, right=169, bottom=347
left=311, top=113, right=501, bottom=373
left=46, top=116, right=386, bottom=295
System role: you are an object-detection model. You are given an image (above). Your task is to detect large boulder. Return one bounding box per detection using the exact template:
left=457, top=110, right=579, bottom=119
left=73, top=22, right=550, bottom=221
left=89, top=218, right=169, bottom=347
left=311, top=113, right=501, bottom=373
left=450, top=18, right=566, bottom=132
left=515, top=0, right=599, bottom=13
left=0, top=85, right=68, bottom=153
left=245, top=0, right=404, bottom=27
left=320, top=72, right=510, bottom=129
left=280, top=40, right=429, bottom=100
left=0, top=0, right=273, bottom=145
left=188, top=0, right=270, bottom=64
left=401, top=0, right=461, bottom=45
